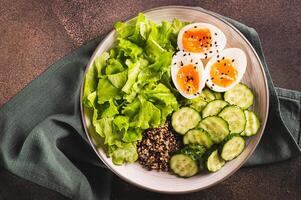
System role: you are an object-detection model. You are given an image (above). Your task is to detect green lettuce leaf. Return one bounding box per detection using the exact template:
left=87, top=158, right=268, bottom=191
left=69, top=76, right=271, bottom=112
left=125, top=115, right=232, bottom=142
left=143, top=83, right=179, bottom=121
left=113, top=115, right=129, bottom=132
left=93, top=117, right=118, bottom=143
left=109, top=142, right=138, bottom=165
left=97, top=78, right=122, bottom=104
left=121, top=99, right=140, bottom=118
left=122, top=128, right=142, bottom=143
left=105, top=58, right=125, bottom=75
left=83, top=63, right=98, bottom=108
left=114, top=21, right=135, bottom=39
left=130, top=96, right=161, bottom=129
left=107, top=70, right=128, bottom=89
left=117, top=38, right=143, bottom=59
left=101, top=99, right=119, bottom=118
left=128, top=13, right=150, bottom=44
left=95, top=52, right=110, bottom=77
left=169, top=19, right=190, bottom=48
left=122, top=58, right=148, bottom=94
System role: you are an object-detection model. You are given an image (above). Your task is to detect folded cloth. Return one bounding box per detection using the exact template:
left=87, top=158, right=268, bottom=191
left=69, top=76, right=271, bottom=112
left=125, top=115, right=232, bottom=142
left=0, top=7, right=300, bottom=200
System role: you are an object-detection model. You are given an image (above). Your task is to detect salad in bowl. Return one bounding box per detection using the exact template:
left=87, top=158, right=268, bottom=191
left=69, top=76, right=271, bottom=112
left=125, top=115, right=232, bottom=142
left=81, top=6, right=268, bottom=192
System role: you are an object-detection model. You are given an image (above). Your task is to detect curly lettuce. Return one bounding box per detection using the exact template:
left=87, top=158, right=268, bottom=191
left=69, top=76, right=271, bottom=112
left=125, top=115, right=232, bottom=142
left=83, top=13, right=188, bottom=165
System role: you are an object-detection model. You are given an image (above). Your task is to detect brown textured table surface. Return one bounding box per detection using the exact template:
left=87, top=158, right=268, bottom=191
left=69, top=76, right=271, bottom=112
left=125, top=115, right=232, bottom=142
left=0, top=0, right=300, bottom=199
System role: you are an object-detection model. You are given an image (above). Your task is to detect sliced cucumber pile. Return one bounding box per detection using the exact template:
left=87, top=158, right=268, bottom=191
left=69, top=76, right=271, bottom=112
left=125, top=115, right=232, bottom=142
left=170, top=83, right=261, bottom=176
left=183, top=129, right=213, bottom=148
left=170, top=154, right=198, bottom=177
left=241, top=110, right=260, bottom=136
left=189, top=99, right=208, bottom=112
left=171, top=107, right=201, bottom=134
left=224, top=83, right=254, bottom=109
left=199, top=88, right=216, bottom=102
left=184, top=88, right=216, bottom=112
left=198, top=116, right=230, bottom=144
left=213, top=91, right=223, bottom=100
left=218, top=106, right=246, bottom=134
left=202, top=100, right=228, bottom=118
left=220, top=134, right=245, bottom=161
left=204, top=149, right=225, bottom=172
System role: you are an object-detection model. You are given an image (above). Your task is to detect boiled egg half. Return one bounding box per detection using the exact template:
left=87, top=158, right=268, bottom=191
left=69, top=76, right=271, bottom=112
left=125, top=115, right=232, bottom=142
left=204, top=48, right=247, bottom=92
left=177, top=23, right=227, bottom=59
left=171, top=51, right=206, bottom=99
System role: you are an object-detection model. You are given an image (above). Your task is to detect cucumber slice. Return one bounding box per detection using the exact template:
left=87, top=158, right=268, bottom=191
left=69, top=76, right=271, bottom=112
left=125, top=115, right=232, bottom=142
left=213, top=91, right=223, bottom=100
left=183, top=129, right=213, bottom=148
left=172, top=107, right=201, bottom=134
left=190, top=99, right=208, bottom=112
left=199, top=88, right=216, bottom=102
left=183, top=88, right=215, bottom=112
left=218, top=106, right=246, bottom=134
left=220, top=134, right=245, bottom=161
left=241, top=110, right=261, bottom=136
left=170, top=154, right=198, bottom=177
left=224, top=83, right=254, bottom=109
left=202, top=100, right=228, bottom=118
left=204, top=149, right=225, bottom=172
left=198, top=116, right=230, bottom=143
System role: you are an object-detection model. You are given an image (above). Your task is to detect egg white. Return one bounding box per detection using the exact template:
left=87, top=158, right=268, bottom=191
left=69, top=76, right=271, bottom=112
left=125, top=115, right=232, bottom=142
left=171, top=51, right=206, bottom=99
left=177, top=23, right=227, bottom=59
left=204, top=48, right=247, bottom=92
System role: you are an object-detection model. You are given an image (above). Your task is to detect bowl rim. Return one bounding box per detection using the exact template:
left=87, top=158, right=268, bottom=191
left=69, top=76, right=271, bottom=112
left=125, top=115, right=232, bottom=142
left=79, top=5, right=270, bottom=194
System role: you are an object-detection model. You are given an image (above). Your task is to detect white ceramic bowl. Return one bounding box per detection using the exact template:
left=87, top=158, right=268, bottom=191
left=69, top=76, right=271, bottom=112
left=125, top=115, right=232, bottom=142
left=80, top=6, right=269, bottom=193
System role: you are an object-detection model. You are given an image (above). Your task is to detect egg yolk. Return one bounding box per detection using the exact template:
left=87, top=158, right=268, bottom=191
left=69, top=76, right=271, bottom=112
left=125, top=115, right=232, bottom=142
left=210, top=58, right=238, bottom=87
left=182, top=28, right=212, bottom=53
left=177, top=64, right=200, bottom=94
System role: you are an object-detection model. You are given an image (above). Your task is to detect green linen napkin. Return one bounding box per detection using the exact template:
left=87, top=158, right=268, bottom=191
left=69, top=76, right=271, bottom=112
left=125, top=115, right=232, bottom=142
left=0, top=8, right=300, bottom=200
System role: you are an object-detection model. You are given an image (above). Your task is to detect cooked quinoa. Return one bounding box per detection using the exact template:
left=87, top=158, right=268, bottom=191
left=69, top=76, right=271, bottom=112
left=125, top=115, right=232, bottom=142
left=137, top=123, right=181, bottom=171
